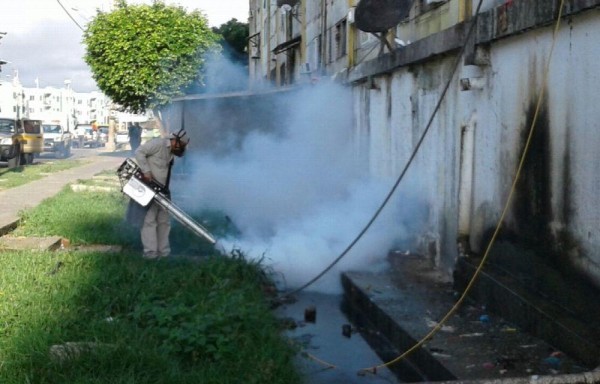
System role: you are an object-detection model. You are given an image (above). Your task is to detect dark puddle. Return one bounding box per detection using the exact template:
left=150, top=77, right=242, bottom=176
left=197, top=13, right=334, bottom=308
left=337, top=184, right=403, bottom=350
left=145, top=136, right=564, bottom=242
left=276, top=291, right=401, bottom=384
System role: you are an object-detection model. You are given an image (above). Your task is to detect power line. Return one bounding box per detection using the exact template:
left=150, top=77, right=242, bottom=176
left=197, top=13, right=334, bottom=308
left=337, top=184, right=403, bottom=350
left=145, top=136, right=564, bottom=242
left=56, top=0, right=84, bottom=31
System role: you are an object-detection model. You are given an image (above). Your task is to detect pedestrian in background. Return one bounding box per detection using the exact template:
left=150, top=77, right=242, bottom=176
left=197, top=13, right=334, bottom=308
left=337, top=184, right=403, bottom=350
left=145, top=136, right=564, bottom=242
left=127, top=129, right=189, bottom=259
left=128, top=122, right=142, bottom=152
left=75, top=125, right=85, bottom=148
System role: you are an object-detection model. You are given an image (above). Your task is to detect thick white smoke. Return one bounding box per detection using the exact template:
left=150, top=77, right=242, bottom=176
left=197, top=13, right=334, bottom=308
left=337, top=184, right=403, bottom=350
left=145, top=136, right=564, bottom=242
left=182, top=82, right=426, bottom=293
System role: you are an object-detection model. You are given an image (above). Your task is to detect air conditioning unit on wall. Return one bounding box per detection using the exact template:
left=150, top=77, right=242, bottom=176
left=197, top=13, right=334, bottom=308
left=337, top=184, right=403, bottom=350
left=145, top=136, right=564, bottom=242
left=347, top=8, right=355, bottom=24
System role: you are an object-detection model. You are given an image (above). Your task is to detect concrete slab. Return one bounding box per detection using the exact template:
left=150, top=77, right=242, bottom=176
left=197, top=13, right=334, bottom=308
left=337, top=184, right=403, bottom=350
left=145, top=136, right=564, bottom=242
left=0, top=235, right=62, bottom=251
left=0, top=218, right=19, bottom=236
left=0, top=235, right=123, bottom=254
left=342, top=253, right=591, bottom=382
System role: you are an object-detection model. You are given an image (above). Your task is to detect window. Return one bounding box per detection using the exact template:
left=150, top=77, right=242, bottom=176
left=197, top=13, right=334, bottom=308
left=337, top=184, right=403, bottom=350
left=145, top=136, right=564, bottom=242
left=335, top=19, right=347, bottom=59
left=316, top=34, right=322, bottom=70
left=0, top=119, right=15, bottom=133
left=22, top=120, right=41, bottom=134
left=327, top=30, right=333, bottom=63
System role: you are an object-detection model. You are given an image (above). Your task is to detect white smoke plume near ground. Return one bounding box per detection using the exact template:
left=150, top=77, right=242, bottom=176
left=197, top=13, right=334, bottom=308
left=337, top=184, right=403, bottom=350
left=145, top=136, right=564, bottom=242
left=182, top=82, right=426, bottom=294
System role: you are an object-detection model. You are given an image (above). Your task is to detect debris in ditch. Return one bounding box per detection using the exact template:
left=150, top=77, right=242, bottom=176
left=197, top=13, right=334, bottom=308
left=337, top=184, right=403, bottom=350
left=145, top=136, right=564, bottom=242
left=304, top=305, right=316, bottom=323
left=425, top=317, right=456, bottom=332
left=479, top=314, right=490, bottom=323
left=60, top=238, right=70, bottom=249
left=459, top=332, right=484, bottom=337
left=496, top=356, right=517, bottom=369
left=270, top=294, right=297, bottom=309
left=482, top=362, right=496, bottom=369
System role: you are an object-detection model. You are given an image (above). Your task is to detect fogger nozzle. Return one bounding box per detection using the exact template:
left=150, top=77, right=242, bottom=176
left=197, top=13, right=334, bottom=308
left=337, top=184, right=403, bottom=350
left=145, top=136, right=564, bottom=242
left=154, top=194, right=216, bottom=244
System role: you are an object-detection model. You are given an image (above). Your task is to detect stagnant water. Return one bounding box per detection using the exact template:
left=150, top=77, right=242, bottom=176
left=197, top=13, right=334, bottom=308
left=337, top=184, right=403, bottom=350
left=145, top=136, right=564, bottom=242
left=275, top=291, right=401, bottom=384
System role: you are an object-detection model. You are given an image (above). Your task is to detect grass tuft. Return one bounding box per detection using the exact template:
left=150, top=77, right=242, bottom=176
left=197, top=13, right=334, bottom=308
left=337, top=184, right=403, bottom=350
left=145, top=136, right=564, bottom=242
left=0, top=159, right=85, bottom=190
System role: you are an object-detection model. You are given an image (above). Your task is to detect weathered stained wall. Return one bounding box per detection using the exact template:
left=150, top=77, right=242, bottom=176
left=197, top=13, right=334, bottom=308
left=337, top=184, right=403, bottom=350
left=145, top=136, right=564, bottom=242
left=469, top=11, right=600, bottom=284
left=351, top=5, right=600, bottom=286
left=353, top=58, right=464, bottom=274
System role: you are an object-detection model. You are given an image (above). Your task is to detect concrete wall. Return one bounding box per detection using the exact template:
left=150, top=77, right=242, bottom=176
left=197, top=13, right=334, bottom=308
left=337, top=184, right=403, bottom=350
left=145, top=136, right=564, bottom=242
left=350, top=3, right=600, bottom=284
left=352, top=58, right=463, bottom=273
left=470, top=10, right=600, bottom=283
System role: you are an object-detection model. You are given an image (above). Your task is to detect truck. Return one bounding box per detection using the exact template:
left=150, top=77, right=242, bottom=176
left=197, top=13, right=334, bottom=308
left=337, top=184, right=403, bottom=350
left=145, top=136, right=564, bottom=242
left=42, top=120, right=72, bottom=158
left=0, top=117, right=44, bottom=167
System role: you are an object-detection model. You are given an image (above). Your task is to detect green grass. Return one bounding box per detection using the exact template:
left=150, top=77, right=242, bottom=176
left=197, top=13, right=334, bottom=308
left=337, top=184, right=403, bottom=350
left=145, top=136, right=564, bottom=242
left=0, top=159, right=86, bottom=190
left=1, top=179, right=301, bottom=383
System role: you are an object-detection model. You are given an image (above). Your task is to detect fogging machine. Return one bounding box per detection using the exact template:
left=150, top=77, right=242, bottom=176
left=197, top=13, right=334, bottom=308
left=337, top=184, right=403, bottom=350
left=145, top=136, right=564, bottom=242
left=117, top=158, right=217, bottom=245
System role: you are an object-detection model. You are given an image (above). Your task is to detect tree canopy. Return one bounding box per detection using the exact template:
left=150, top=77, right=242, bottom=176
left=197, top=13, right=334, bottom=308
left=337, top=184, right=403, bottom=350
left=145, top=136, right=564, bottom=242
left=83, top=0, right=219, bottom=113
left=212, top=19, right=249, bottom=66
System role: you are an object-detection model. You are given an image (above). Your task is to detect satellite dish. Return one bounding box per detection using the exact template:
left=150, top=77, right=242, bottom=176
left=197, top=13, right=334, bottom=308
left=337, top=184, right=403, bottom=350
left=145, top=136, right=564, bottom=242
left=276, top=0, right=299, bottom=7
left=355, top=0, right=415, bottom=33
left=281, top=4, right=292, bottom=13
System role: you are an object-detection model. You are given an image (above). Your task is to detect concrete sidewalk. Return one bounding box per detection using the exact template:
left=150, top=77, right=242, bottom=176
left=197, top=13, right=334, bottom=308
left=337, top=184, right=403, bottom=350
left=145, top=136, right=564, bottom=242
left=342, top=252, right=600, bottom=383
left=0, top=152, right=128, bottom=235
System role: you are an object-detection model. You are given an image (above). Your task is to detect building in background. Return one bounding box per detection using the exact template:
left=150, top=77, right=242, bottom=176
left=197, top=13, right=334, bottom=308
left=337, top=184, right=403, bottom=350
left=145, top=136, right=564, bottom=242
left=0, top=32, right=6, bottom=74
left=0, top=73, right=147, bottom=130
left=0, top=72, right=26, bottom=119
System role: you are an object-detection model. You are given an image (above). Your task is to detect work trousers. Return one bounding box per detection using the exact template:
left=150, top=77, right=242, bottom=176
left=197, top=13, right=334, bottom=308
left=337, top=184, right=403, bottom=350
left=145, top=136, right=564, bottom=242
left=141, top=202, right=171, bottom=258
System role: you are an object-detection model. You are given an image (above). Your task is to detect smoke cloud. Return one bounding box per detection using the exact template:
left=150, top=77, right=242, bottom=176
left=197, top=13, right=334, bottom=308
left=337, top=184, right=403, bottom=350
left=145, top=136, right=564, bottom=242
left=178, top=67, right=426, bottom=293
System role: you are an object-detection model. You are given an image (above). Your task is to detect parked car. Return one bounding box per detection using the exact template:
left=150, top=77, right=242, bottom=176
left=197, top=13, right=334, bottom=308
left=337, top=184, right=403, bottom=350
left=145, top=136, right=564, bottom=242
left=42, top=122, right=72, bottom=158
left=84, top=127, right=99, bottom=147
left=0, top=117, right=43, bottom=167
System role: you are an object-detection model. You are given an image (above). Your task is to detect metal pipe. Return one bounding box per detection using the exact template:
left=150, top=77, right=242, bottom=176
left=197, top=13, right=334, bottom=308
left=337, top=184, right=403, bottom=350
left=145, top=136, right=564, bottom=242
left=154, top=193, right=217, bottom=245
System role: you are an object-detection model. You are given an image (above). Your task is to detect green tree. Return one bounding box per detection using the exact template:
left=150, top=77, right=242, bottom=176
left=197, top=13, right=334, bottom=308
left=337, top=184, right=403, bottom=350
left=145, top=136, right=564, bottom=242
left=83, top=0, right=219, bottom=116
left=212, top=18, right=249, bottom=66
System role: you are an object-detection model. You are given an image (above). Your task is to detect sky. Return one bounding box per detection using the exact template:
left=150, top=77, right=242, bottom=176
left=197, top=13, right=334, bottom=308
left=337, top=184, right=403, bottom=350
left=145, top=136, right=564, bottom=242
left=0, top=0, right=249, bottom=92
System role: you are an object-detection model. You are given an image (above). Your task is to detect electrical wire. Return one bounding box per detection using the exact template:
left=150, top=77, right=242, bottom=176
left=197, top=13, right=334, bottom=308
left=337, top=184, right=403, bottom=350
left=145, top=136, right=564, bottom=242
left=281, top=1, right=482, bottom=299
left=277, top=0, right=566, bottom=373
left=359, top=0, right=566, bottom=374
left=56, top=0, right=84, bottom=31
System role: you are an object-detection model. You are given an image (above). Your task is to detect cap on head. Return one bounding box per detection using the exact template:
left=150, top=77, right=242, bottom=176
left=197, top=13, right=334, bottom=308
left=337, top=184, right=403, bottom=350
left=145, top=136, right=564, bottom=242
left=171, top=129, right=190, bottom=145
left=170, top=129, right=189, bottom=157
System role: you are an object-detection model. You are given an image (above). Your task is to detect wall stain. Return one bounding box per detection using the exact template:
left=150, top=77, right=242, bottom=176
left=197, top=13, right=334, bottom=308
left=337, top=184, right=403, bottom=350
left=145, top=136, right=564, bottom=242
left=512, top=95, right=553, bottom=256
left=480, top=94, right=600, bottom=329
